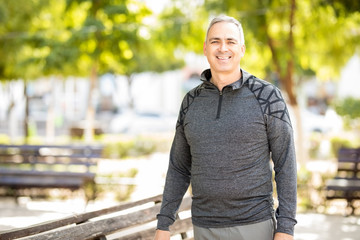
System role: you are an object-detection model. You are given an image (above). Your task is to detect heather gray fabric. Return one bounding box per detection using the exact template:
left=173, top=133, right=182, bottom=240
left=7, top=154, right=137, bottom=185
left=156, top=69, right=297, bottom=235
left=193, top=219, right=275, bottom=240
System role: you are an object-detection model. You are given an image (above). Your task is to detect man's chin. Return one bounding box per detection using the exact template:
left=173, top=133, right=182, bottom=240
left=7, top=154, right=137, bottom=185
left=211, top=66, right=234, bottom=73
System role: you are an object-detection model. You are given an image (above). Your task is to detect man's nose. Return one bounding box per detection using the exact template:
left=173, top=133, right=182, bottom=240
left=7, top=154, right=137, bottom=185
left=219, top=42, right=228, bottom=51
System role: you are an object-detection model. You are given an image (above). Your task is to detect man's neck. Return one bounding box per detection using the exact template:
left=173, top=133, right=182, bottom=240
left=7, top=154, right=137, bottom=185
left=210, top=69, right=242, bottom=91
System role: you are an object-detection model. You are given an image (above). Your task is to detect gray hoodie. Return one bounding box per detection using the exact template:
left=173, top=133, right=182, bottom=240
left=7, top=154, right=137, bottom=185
left=157, top=69, right=297, bottom=235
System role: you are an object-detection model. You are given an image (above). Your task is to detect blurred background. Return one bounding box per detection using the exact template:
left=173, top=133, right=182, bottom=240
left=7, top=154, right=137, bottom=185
left=0, top=0, right=359, bottom=239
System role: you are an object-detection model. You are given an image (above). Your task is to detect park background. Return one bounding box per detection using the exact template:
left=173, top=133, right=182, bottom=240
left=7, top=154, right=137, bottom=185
left=0, top=0, right=360, bottom=239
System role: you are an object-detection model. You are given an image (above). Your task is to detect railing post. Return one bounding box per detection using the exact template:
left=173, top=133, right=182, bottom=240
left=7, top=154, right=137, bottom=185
left=176, top=213, right=188, bottom=240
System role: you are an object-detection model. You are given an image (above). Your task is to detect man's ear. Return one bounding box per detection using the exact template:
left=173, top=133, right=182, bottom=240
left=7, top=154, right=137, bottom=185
left=240, top=44, right=246, bottom=57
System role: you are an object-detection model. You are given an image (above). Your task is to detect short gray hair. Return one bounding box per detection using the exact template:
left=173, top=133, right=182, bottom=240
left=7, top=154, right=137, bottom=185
left=206, top=15, right=245, bottom=45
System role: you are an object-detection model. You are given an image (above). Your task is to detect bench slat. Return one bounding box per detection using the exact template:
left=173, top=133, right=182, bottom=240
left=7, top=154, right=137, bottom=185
left=0, top=168, right=95, bottom=175
left=0, top=195, right=163, bottom=240
left=113, top=217, right=193, bottom=240
left=0, top=160, right=97, bottom=165
left=325, top=147, right=360, bottom=215
left=15, top=197, right=192, bottom=240
left=0, top=144, right=102, bottom=202
left=326, top=179, right=360, bottom=188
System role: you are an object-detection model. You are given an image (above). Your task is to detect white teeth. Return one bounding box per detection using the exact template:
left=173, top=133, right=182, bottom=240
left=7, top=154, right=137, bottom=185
left=217, top=56, right=231, bottom=60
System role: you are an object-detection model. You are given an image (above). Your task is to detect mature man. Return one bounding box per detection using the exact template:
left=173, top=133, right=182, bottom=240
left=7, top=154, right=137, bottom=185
left=154, top=15, right=297, bottom=240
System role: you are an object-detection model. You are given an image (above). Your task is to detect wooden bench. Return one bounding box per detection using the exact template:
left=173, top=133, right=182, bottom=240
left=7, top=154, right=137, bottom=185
left=325, top=147, right=360, bottom=215
left=0, top=194, right=193, bottom=240
left=0, top=144, right=103, bottom=201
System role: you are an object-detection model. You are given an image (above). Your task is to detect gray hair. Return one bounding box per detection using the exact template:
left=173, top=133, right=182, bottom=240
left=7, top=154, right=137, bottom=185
left=206, top=15, right=245, bottom=45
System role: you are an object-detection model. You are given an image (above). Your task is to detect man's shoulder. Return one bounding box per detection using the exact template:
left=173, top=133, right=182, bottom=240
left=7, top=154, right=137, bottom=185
left=245, top=75, right=279, bottom=96
left=244, top=74, right=291, bottom=126
left=177, top=83, right=204, bottom=128
left=182, top=83, right=204, bottom=104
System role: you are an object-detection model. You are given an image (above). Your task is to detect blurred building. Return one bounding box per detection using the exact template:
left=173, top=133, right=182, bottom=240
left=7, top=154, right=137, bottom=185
left=0, top=54, right=358, bottom=139
left=337, top=55, right=360, bottom=99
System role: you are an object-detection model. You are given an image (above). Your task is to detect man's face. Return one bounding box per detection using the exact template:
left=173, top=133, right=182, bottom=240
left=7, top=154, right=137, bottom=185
left=204, top=21, right=245, bottom=75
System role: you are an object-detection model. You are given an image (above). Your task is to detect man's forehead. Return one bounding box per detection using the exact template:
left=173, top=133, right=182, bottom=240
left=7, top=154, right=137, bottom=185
left=207, top=22, right=240, bottom=40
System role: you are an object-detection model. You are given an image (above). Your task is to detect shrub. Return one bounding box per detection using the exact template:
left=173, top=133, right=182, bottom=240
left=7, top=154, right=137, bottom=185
left=330, top=136, right=356, bottom=157
left=102, top=135, right=172, bottom=159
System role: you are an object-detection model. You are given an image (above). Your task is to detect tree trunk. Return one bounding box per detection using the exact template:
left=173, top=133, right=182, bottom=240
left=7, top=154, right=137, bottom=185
left=293, top=104, right=307, bottom=163
left=6, top=81, right=16, bottom=142
left=84, top=64, right=97, bottom=143
left=284, top=0, right=297, bottom=107
left=46, top=76, right=55, bottom=143
left=266, top=0, right=307, bottom=163
left=24, top=79, right=30, bottom=143
left=8, top=101, right=16, bottom=142
left=286, top=0, right=307, bottom=163
left=126, top=75, right=135, bottom=110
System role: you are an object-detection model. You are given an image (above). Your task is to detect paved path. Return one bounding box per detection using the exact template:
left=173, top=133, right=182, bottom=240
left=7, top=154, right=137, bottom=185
left=295, top=213, right=360, bottom=240
left=0, top=197, right=359, bottom=240
left=1, top=155, right=359, bottom=239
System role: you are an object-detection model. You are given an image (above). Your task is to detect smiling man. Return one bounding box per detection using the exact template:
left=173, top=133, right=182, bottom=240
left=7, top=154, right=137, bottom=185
left=204, top=19, right=245, bottom=90
left=154, top=15, right=297, bottom=240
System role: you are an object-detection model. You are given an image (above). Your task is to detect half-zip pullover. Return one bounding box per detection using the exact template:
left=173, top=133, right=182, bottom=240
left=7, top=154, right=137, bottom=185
left=157, top=68, right=297, bottom=236
left=216, top=91, right=223, bottom=119
left=202, top=69, right=243, bottom=120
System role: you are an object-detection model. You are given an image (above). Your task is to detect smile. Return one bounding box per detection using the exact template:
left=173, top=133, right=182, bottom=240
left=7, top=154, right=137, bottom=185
left=217, top=56, right=231, bottom=60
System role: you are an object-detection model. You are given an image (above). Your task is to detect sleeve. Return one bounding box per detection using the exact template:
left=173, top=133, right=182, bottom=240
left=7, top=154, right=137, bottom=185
left=267, top=114, right=297, bottom=236
left=156, top=118, right=192, bottom=231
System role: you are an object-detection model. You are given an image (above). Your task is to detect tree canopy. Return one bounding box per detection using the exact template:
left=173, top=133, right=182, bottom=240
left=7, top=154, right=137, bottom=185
left=1, top=0, right=358, bottom=83
left=0, top=0, right=51, bottom=80
left=0, top=0, right=188, bottom=81
left=0, top=0, right=359, bottom=147
left=200, top=0, right=360, bottom=105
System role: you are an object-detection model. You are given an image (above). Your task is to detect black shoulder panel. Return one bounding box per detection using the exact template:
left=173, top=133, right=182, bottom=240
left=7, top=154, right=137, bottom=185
left=247, top=76, right=292, bottom=126
left=176, top=84, right=203, bottom=128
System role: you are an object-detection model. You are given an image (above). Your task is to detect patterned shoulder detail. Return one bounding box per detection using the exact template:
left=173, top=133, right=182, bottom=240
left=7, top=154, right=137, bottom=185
left=176, top=84, right=203, bottom=128
left=247, top=76, right=292, bottom=126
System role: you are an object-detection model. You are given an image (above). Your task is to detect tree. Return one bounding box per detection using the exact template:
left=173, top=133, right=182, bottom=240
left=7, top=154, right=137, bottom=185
left=0, top=0, right=51, bottom=141
left=334, top=97, right=360, bottom=132
left=155, top=2, right=208, bottom=55
left=63, top=0, right=187, bottom=141
left=198, top=0, right=360, bottom=162
left=1, top=0, right=187, bottom=142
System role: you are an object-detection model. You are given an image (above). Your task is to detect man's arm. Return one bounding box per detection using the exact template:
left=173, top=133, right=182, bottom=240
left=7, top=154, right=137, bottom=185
left=156, top=123, right=192, bottom=231
left=266, top=103, right=297, bottom=235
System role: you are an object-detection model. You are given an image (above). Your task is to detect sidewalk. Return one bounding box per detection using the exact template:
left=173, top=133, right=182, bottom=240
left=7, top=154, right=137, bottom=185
left=295, top=213, right=360, bottom=240
left=1, top=155, right=359, bottom=239
left=0, top=197, right=359, bottom=240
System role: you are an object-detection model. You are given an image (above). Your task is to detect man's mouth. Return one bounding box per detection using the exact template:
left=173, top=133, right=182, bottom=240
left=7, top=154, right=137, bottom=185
left=217, top=56, right=231, bottom=60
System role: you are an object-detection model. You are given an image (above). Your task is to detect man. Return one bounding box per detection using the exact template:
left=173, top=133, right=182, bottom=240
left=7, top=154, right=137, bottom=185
left=154, top=15, right=297, bottom=240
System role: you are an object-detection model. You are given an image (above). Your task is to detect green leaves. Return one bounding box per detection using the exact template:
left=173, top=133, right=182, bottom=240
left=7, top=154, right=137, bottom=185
left=1, top=0, right=358, bottom=83
left=0, top=0, right=186, bottom=81
left=203, top=0, right=360, bottom=82
left=334, top=97, right=360, bottom=119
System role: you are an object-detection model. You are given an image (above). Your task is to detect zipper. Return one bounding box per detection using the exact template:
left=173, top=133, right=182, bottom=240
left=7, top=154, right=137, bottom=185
left=216, top=91, right=223, bottom=119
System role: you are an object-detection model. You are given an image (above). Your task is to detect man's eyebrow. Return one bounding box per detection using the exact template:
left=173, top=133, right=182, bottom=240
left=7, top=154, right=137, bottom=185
left=208, top=37, right=220, bottom=41
left=208, top=37, right=238, bottom=42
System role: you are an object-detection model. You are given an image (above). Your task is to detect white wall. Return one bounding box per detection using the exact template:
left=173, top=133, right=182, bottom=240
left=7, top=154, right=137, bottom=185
left=337, top=55, right=360, bottom=99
